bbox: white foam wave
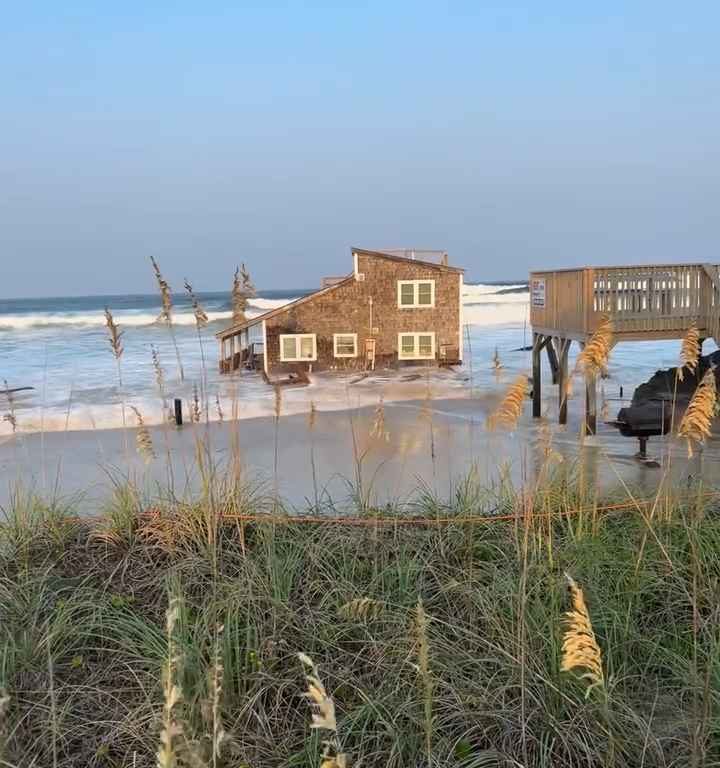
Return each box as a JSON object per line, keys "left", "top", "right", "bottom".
{"left": 464, "top": 301, "right": 529, "bottom": 327}
{"left": 0, "top": 286, "right": 529, "bottom": 332}
{"left": 0, "top": 299, "right": 299, "bottom": 331}
{"left": 248, "top": 297, "right": 298, "bottom": 310}
{"left": 463, "top": 282, "right": 527, "bottom": 297}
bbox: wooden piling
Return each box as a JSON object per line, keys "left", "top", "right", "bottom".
{"left": 557, "top": 338, "right": 570, "bottom": 425}
{"left": 545, "top": 338, "right": 560, "bottom": 384}
{"left": 532, "top": 333, "right": 542, "bottom": 418}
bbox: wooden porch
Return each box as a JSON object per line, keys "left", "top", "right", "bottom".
{"left": 529, "top": 263, "right": 720, "bottom": 433}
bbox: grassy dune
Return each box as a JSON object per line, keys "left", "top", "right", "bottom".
{"left": 1, "top": 468, "right": 719, "bottom": 768}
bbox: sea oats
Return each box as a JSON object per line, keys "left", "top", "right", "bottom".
{"left": 231, "top": 263, "right": 255, "bottom": 325}
{"left": 308, "top": 401, "right": 317, "bottom": 431}
{"left": 151, "top": 256, "right": 173, "bottom": 324}
{"left": 104, "top": 308, "right": 124, "bottom": 360}
{"left": 150, "top": 256, "right": 185, "bottom": 380}
{"left": 184, "top": 279, "right": 209, "bottom": 328}
{"left": 3, "top": 381, "right": 18, "bottom": 434}
{"left": 156, "top": 597, "right": 183, "bottom": 768}
{"left": 298, "top": 653, "right": 346, "bottom": 767}
{"left": 215, "top": 393, "right": 224, "bottom": 423}
{"left": 678, "top": 321, "right": 701, "bottom": 382}
{"left": 129, "top": 406, "right": 155, "bottom": 462}
{"left": 151, "top": 345, "right": 165, "bottom": 395}
{"left": 231, "top": 266, "right": 246, "bottom": 325}
{"left": 561, "top": 573, "right": 605, "bottom": 695}
{"left": 491, "top": 346, "right": 503, "bottom": 376}
{"left": 487, "top": 375, "right": 527, "bottom": 430}
{"left": 678, "top": 367, "right": 717, "bottom": 457}
{"left": 191, "top": 385, "right": 201, "bottom": 424}
{"left": 370, "top": 395, "right": 390, "bottom": 442}
{"left": 240, "top": 262, "right": 255, "bottom": 295}
{"left": 338, "top": 597, "right": 385, "bottom": 621}
{"left": 577, "top": 314, "right": 613, "bottom": 377}
{"left": 415, "top": 599, "right": 434, "bottom": 762}
{"left": 211, "top": 624, "right": 227, "bottom": 760}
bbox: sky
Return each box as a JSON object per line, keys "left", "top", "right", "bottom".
{"left": 1, "top": 1, "right": 719, "bottom": 298}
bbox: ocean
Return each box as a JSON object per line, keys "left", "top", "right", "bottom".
{"left": 0, "top": 282, "right": 694, "bottom": 438}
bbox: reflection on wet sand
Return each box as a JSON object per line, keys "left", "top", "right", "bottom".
{"left": 0, "top": 385, "right": 717, "bottom": 514}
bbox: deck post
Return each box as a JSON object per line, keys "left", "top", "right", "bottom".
{"left": 546, "top": 338, "right": 560, "bottom": 384}
{"left": 532, "top": 333, "right": 542, "bottom": 418}
{"left": 557, "top": 338, "right": 570, "bottom": 425}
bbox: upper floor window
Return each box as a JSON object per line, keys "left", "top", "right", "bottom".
{"left": 398, "top": 279, "right": 435, "bottom": 308}
{"left": 279, "top": 333, "right": 317, "bottom": 362}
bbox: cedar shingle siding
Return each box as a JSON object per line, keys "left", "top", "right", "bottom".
{"left": 263, "top": 250, "right": 462, "bottom": 375}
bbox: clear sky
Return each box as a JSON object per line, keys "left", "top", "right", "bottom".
{"left": 1, "top": 1, "right": 718, "bottom": 297}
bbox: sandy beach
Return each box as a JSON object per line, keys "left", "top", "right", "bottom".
{"left": 2, "top": 390, "right": 716, "bottom": 514}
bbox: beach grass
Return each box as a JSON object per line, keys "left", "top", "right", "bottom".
{"left": 1, "top": 464, "right": 719, "bottom": 767}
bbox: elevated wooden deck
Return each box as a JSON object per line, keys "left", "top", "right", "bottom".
{"left": 529, "top": 263, "right": 720, "bottom": 433}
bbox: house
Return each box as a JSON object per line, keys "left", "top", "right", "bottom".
{"left": 216, "top": 248, "right": 464, "bottom": 378}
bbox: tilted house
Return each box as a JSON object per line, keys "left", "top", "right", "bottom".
{"left": 216, "top": 248, "right": 464, "bottom": 378}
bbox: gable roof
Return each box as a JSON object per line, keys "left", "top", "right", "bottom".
{"left": 216, "top": 274, "right": 354, "bottom": 339}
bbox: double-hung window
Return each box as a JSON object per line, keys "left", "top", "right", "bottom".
{"left": 279, "top": 333, "right": 317, "bottom": 362}
{"left": 398, "top": 332, "right": 436, "bottom": 360}
{"left": 333, "top": 333, "right": 357, "bottom": 358}
{"left": 398, "top": 279, "right": 435, "bottom": 308}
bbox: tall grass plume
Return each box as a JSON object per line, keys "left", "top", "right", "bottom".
{"left": 414, "top": 599, "right": 434, "bottom": 763}
{"left": 129, "top": 405, "right": 156, "bottom": 463}
{"left": 678, "top": 367, "right": 717, "bottom": 457}
{"left": 577, "top": 314, "right": 613, "bottom": 377}
{"left": 298, "top": 653, "right": 346, "bottom": 768}
{"left": 561, "top": 573, "right": 605, "bottom": 695}
{"left": 678, "top": 321, "right": 701, "bottom": 382}
{"left": 2, "top": 380, "right": 17, "bottom": 434}
{"left": 487, "top": 375, "right": 527, "bottom": 430}
{"left": 157, "top": 597, "right": 183, "bottom": 768}
{"left": 150, "top": 256, "right": 184, "bottom": 381}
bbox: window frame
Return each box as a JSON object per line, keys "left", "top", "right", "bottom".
{"left": 278, "top": 333, "right": 317, "bottom": 362}
{"left": 397, "top": 332, "right": 436, "bottom": 360}
{"left": 333, "top": 333, "right": 358, "bottom": 358}
{"left": 397, "top": 279, "right": 436, "bottom": 308}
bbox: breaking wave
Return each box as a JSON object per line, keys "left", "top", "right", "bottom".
{"left": 0, "top": 298, "right": 296, "bottom": 331}
{"left": 0, "top": 284, "right": 530, "bottom": 332}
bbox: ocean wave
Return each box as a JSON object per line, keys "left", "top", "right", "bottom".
{"left": 0, "top": 298, "right": 298, "bottom": 331}
{"left": 463, "top": 282, "right": 528, "bottom": 297}
{"left": 463, "top": 301, "right": 529, "bottom": 327}
{"left": 0, "top": 285, "right": 529, "bottom": 332}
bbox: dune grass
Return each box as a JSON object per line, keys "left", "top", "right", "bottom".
{"left": 0, "top": 466, "right": 719, "bottom": 768}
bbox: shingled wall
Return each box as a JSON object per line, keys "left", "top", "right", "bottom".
{"left": 264, "top": 251, "right": 462, "bottom": 375}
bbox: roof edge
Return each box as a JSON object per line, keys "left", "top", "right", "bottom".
{"left": 351, "top": 247, "right": 464, "bottom": 273}
{"left": 216, "top": 274, "right": 354, "bottom": 339}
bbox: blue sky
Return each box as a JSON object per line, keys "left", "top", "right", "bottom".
{"left": 1, "top": 1, "right": 718, "bottom": 297}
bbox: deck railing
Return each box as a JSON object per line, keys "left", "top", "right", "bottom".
{"left": 530, "top": 264, "right": 720, "bottom": 342}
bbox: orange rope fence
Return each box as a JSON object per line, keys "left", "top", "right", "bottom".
{"left": 66, "top": 488, "right": 720, "bottom": 529}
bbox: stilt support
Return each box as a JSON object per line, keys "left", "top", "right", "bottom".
{"left": 557, "top": 338, "right": 571, "bottom": 425}
{"left": 532, "top": 333, "right": 542, "bottom": 418}
{"left": 546, "top": 339, "right": 560, "bottom": 384}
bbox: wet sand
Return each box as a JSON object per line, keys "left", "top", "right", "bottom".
{"left": 1, "top": 391, "right": 717, "bottom": 514}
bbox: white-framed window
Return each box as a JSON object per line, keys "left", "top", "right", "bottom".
{"left": 398, "top": 332, "right": 436, "bottom": 360}
{"left": 333, "top": 333, "right": 358, "bottom": 358}
{"left": 279, "top": 333, "right": 317, "bottom": 362}
{"left": 398, "top": 279, "right": 435, "bottom": 308}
